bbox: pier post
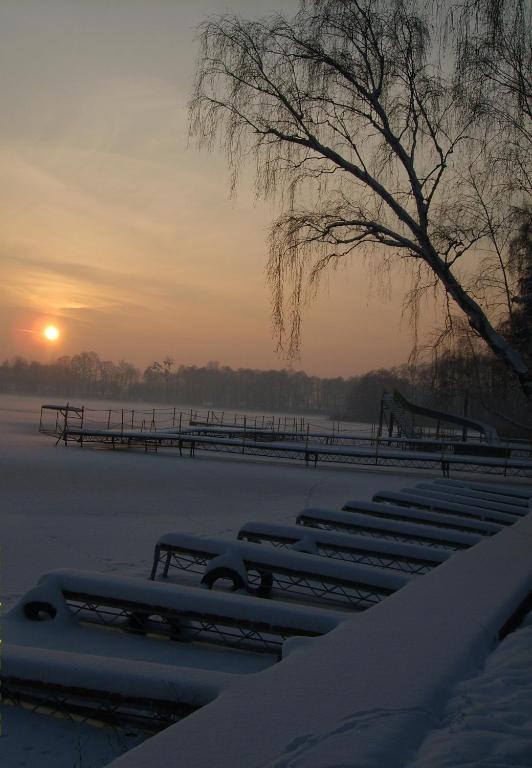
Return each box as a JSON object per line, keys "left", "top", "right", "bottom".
{"left": 63, "top": 402, "right": 69, "bottom": 447}
{"left": 80, "top": 406, "right": 84, "bottom": 448}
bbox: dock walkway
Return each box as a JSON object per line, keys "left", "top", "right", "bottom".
{"left": 39, "top": 403, "right": 532, "bottom": 478}
{"left": 59, "top": 425, "right": 532, "bottom": 477}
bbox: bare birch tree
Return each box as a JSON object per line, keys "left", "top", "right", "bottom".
{"left": 189, "top": 0, "right": 532, "bottom": 396}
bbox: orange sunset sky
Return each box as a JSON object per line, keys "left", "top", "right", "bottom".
{"left": 0, "top": 0, "right": 440, "bottom": 378}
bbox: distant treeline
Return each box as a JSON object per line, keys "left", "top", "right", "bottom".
{"left": 0, "top": 353, "right": 347, "bottom": 414}
{"left": 1, "top": 350, "right": 529, "bottom": 435}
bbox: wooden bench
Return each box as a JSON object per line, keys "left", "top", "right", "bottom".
{"left": 342, "top": 498, "right": 502, "bottom": 535}
{"left": 296, "top": 508, "right": 482, "bottom": 550}
{"left": 19, "top": 569, "right": 343, "bottom": 655}
{"left": 412, "top": 483, "right": 527, "bottom": 515}
{"left": 151, "top": 534, "right": 410, "bottom": 610}
{"left": 237, "top": 521, "right": 451, "bottom": 574}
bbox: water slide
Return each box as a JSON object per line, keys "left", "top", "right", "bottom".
{"left": 381, "top": 389, "right": 499, "bottom": 444}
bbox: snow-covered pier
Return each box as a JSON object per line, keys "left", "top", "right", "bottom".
{"left": 39, "top": 403, "right": 532, "bottom": 478}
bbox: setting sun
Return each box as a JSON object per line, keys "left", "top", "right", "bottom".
{"left": 43, "top": 325, "right": 60, "bottom": 342}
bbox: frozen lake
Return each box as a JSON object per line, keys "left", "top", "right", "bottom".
{"left": 1, "top": 394, "right": 411, "bottom": 608}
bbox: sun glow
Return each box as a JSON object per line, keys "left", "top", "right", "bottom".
{"left": 43, "top": 325, "right": 60, "bottom": 342}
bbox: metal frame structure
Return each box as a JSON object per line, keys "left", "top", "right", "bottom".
{"left": 432, "top": 478, "right": 532, "bottom": 500}
{"left": 59, "top": 590, "right": 320, "bottom": 655}
{"left": 151, "top": 542, "right": 400, "bottom": 610}
{"left": 384, "top": 487, "right": 526, "bottom": 519}
{"left": 1, "top": 676, "right": 193, "bottom": 732}
{"left": 38, "top": 403, "right": 532, "bottom": 477}
{"left": 12, "top": 451, "right": 530, "bottom": 740}
{"left": 49, "top": 425, "right": 532, "bottom": 478}
{"left": 296, "top": 511, "right": 476, "bottom": 550}
{"left": 341, "top": 502, "right": 501, "bottom": 536}
{"left": 236, "top": 524, "right": 444, "bottom": 575}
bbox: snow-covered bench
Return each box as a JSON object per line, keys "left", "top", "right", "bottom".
{"left": 17, "top": 569, "right": 342, "bottom": 655}
{"left": 237, "top": 521, "right": 451, "bottom": 574}
{"left": 371, "top": 490, "right": 519, "bottom": 526}
{"left": 2, "top": 644, "right": 232, "bottom": 731}
{"left": 151, "top": 533, "right": 410, "bottom": 609}
{"left": 342, "top": 498, "right": 502, "bottom": 535}
{"left": 296, "top": 508, "right": 482, "bottom": 549}
{"left": 432, "top": 478, "right": 532, "bottom": 501}
{"left": 418, "top": 481, "right": 530, "bottom": 511}
{"left": 412, "top": 483, "right": 527, "bottom": 515}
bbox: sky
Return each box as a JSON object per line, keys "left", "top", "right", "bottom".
{"left": 0, "top": 0, "right": 432, "bottom": 378}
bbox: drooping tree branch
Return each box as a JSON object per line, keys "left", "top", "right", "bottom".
{"left": 190, "top": 0, "right": 532, "bottom": 397}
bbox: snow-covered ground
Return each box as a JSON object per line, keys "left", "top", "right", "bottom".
{"left": 1, "top": 394, "right": 412, "bottom": 609}
{"left": 2, "top": 394, "right": 531, "bottom": 768}
{"left": 409, "top": 611, "right": 532, "bottom": 767}
{"left": 0, "top": 394, "right": 412, "bottom": 767}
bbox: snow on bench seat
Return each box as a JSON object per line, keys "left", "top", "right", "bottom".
{"left": 152, "top": 533, "right": 411, "bottom": 609}
{"left": 237, "top": 521, "right": 451, "bottom": 574}
{"left": 372, "top": 490, "right": 519, "bottom": 527}
{"left": 343, "top": 498, "right": 502, "bottom": 535}
{"left": 2, "top": 644, "right": 232, "bottom": 731}
{"left": 432, "top": 478, "right": 532, "bottom": 500}
{"left": 394, "top": 483, "right": 524, "bottom": 525}
{"left": 297, "top": 508, "right": 482, "bottom": 549}
{"left": 17, "top": 569, "right": 343, "bottom": 654}
{"left": 413, "top": 482, "right": 528, "bottom": 514}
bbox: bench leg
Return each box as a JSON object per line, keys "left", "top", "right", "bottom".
{"left": 150, "top": 545, "right": 161, "bottom": 580}
{"left": 162, "top": 550, "right": 172, "bottom": 578}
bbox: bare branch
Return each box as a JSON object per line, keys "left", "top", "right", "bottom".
{"left": 190, "top": 0, "right": 532, "bottom": 397}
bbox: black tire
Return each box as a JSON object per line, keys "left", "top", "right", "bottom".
{"left": 128, "top": 610, "right": 151, "bottom": 634}
{"left": 23, "top": 601, "right": 57, "bottom": 621}
{"left": 247, "top": 570, "right": 274, "bottom": 597}
{"left": 167, "top": 617, "right": 182, "bottom": 640}
{"left": 201, "top": 567, "right": 246, "bottom": 592}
